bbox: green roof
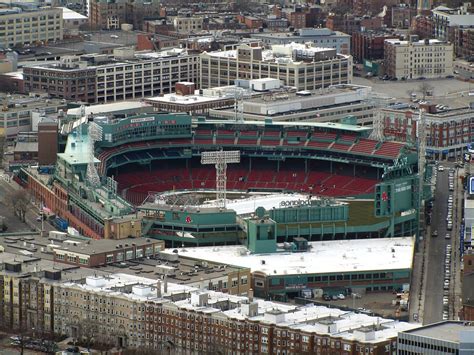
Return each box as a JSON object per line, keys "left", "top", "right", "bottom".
{"left": 57, "top": 132, "right": 100, "bottom": 166}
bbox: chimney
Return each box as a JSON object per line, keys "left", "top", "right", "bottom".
{"left": 248, "top": 288, "right": 254, "bottom": 302}
{"left": 157, "top": 280, "right": 162, "bottom": 298}
{"left": 164, "top": 274, "right": 168, "bottom": 294}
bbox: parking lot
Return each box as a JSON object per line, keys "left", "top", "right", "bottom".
{"left": 307, "top": 291, "right": 409, "bottom": 319}
{"left": 353, "top": 77, "right": 473, "bottom": 107}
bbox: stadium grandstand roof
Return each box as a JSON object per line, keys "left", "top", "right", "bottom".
{"left": 199, "top": 118, "right": 373, "bottom": 133}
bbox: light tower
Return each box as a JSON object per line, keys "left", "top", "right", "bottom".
{"left": 370, "top": 109, "right": 385, "bottom": 141}
{"left": 201, "top": 150, "right": 240, "bottom": 208}
{"left": 86, "top": 122, "right": 103, "bottom": 187}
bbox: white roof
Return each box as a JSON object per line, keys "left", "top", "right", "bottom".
{"left": 385, "top": 38, "right": 447, "bottom": 46}
{"left": 60, "top": 7, "right": 87, "bottom": 20}
{"left": 56, "top": 271, "right": 420, "bottom": 342}
{"left": 165, "top": 237, "right": 415, "bottom": 276}
{"left": 146, "top": 92, "right": 227, "bottom": 105}
{"left": 67, "top": 101, "right": 151, "bottom": 117}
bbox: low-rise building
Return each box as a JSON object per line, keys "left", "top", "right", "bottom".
{"left": 380, "top": 104, "right": 472, "bottom": 160}
{"left": 236, "top": 15, "right": 263, "bottom": 30}
{"left": 145, "top": 83, "right": 236, "bottom": 115}
{"left": 0, "top": 249, "right": 419, "bottom": 353}
{"left": 60, "top": 7, "right": 87, "bottom": 36}
{"left": 397, "top": 321, "right": 474, "bottom": 354}
{"left": 200, "top": 43, "right": 352, "bottom": 91}
{"left": 432, "top": 4, "right": 474, "bottom": 42}
{"left": 410, "top": 15, "right": 434, "bottom": 39}
{"left": 263, "top": 15, "right": 288, "bottom": 30}
{"left": 52, "top": 237, "right": 164, "bottom": 267}
{"left": 391, "top": 5, "right": 417, "bottom": 29}
{"left": 252, "top": 28, "right": 350, "bottom": 55}
{"left": 454, "top": 27, "right": 474, "bottom": 59}
{"left": 209, "top": 83, "right": 377, "bottom": 125}
{"left": 23, "top": 47, "right": 200, "bottom": 103}
{"left": 352, "top": 31, "right": 398, "bottom": 63}
{"left": 163, "top": 237, "right": 415, "bottom": 300}
{"left": 173, "top": 15, "right": 204, "bottom": 33}
{"left": 0, "top": 6, "right": 63, "bottom": 48}
{"left": 0, "top": 94, "right": 65, "bottom": 139}
{"left": 90, "top": 0, "right": 161, "bottom": 30}
{"left": 51, "top": 272, "right": 418, "bottom": 352}
{"left": 384, "top": 38, "right": 453, "bottom": 80}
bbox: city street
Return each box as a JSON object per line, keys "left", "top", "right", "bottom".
{"left": 422, "top": 163, "right": 463, "bottom": 324}
{"left": 0, "top": 172, "right": 55, "bottom": 234}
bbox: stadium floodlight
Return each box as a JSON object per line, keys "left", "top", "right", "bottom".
{"left": 201, "top": 150, "right": 241, "bottom": 208}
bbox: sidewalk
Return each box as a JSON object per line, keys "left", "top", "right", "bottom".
{"left": 409, "top": 234, "right": 427, "bottom": 323}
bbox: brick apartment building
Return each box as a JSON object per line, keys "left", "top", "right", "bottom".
{"left": 89, "top": 0, "right": 161, "bottom": 30}
{"left": 0, "top": 258, "right": 417, "bottom": 354}
{"left": 381, "top": 104, "right": 472, "bottom": 160}
{"left": 352, "top": 31, "right": 398, "bottom": 63}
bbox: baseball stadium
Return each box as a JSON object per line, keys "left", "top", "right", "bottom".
{"left": 19, "top": 112, "right": 424, "bottom": 250}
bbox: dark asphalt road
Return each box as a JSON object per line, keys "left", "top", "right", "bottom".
{"left": 423, "top": 166, "right": 456, "bottom": 324}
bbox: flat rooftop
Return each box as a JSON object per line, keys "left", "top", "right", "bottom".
{"left": 146, "top": 92, "right": 230, "bottom": 105}
{"left": 385, "top": 39, "right": 447, "bottom": 46}
{"left": 163, "top": 237, "right": 415, "bottom": 276}
{"left": 402, "top": 321, "right": 474, "bottom": 343}
{"left": 207, "top": 43, "right": 347, "bottom": 63}
{"left": 67, "top": 101, "right": 152, "bottom": 117}
{"left": 59, "top": 272, "right": 419, "bottom": 343}
{"left": 51, "top": 236, "right": 160, "bottom": 255}
{"left": 244, "top": 84, "right": 371, "bottom": 105}
{"left": 253, "top": 30, "right": 349, "bottom": 39}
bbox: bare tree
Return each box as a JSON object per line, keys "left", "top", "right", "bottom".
{"left": 79, "top": 317, "right": 98, "bottom": 351}
{"left": 9, "top": 329, "right": 33, "bottom": 355}
{"left": 418, "top": 82, "right": 434, "bottom": 100}
{"left": 7, "top": 189, "right": 31, "bottom": 222}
